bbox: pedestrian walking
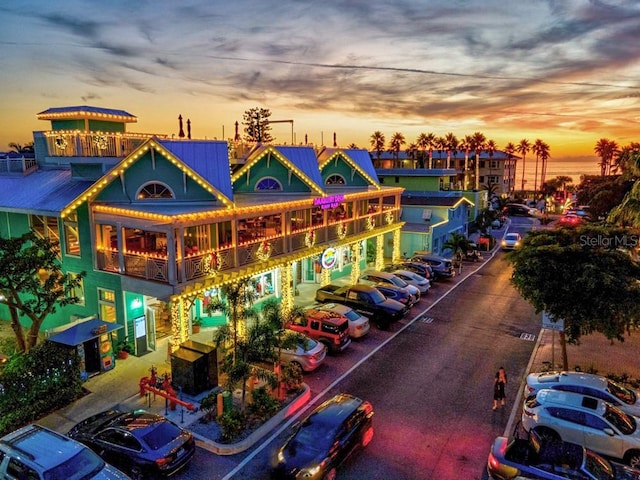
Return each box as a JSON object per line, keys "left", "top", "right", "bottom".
{"left": 493, "top": 366, "right": 507, "bottom": 410}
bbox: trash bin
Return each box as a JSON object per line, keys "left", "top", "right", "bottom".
{"left": 222, "top": 391, "right": 232, "bottom": 412}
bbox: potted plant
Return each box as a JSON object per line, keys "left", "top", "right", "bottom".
{"left": 117, "top": 338, "right": 133, "bottom": 359}
{"left": 192, "top": 317, "right": 203, "bottom": 334}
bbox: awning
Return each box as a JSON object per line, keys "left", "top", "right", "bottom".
{"left": 48, "top": 318, "right": 123, "bottom": 347}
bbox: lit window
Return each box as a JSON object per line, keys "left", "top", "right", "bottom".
{"left": 326, "top": 174, "right": 345, "bottom": 185}
{"left": 255, "top": 177, "right": 282, "bottom": 191}
{"left": 137, "top": 182, "right": 174, "bottom": 199}
{"left": 64, "top": 213, "right": 80, "bottom": 256}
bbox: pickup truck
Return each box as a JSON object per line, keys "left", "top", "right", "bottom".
{"left": 314, "top": 284, "right": 406, "bottom": 329}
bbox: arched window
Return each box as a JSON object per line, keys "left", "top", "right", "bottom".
{"left": 255, "top": 177, "right": 282, "bottom": 191}
{"left": 325, "top": 174, "right": 346, "bottom": 185}
{"left": 137, "top": 182, "right": 174, "bottom": 199}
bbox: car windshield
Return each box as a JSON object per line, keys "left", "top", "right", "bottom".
{"left": 142, "top": 421, "right": 182, "bottom": 450}
{"left": 584, "top": 449, "right": 615, "bottom": 480}
{"left": 506, "top": 234, "right": 519, "bottom": 241}
{"left": 389, "top": 276, "right": 408, "bottom": 287}
{"left": 603, "top": 404, "right": 636, "bottom": 435}
{"left": 292, "top": 419, "right": 338, "bottom": 453}
{"left": 369, "top": 289, "right": 386, "bottom": 304}
{"left": 343, "top": 310, "right": 361, "bottom": 321}
{"left": 44, "top": 448, "right": 106, "bottom": 480}
{"left": 607, "top": 380, "right": 637, "bottom": 405}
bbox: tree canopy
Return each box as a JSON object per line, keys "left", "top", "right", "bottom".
{"left": 242, "top": 107, "right": 274, "bottom": 143}
{"left": 508, "top": 224, "right": 640, "bottom": 345}
{"left": 0, "top": 232, "right": 86, "bottom": 353}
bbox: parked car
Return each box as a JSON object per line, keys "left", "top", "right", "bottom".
{"left": 501, "top": 232, "right": 522, "bottom": 251}
{"left": 0, "top": 423, "right": 128, "bottom": 480}
{"left": 287, "top": 308, "right": 351, "bottom": 354}
{"left": 383, "top": 261, "right": 433, "bottom": 281}
{"left": 271, "top": 393, "right": 374, "bottom": 479}
{"left": 557, "top": 214, "right": 585, "bottom": 227}
{"left": 358, "top": 270, "right": 421, "bottom": 300}
{"left": 388, "top": 269, "right": 430, "bottom": 294}
{"left": 372, "top": 283, "right": 418, "bottom": 308}
{"left": 487, "top": 428, "right": 640, "bottom": 480}
{"left": 504, "top": 203, "right": 537, "bottom": 216}
{"left": 314, "top": 303, "right": 371, "bottom": 339}
{"left": 525, "top": 371, "right": 640, "bottom": 417}
{"left": 410, "top": 254, "right": 456, "bottom": 279}
{"left": 279, "top": 331, "right": 327, "bottom": 372}
{"left": 521, "top": 389, "right": 640, "bottom": 466}
{"left": 68, "top": 409, "right": 196, "bottom": 479}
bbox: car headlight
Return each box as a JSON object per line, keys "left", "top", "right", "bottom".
{"left": 300, "top": 464, "right": 321, "bottom": 478}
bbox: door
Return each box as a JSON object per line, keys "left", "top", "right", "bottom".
{"left": 133, "top": 316, "right": 148, "bottom": 355}
{"left": 145, "top": 307, "right": 156, "bottom": 352}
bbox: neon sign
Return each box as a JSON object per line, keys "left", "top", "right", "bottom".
{"left": 313, "top": 195, "right": 345, "bottom": 210}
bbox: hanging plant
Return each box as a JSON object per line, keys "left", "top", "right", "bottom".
{"left": 336, "top": 222, "right": 347, "bottom": 239}
{"left": 304, "top": 230, "right": 316, "bottom": 248}
{"left": 256, "top": 240, "right": 272, "bottom": 261}
{"left": 54, "top": 135, "right": 68, "bottom": 150}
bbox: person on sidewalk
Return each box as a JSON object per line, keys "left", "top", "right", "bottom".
{"left": 493, "top": 366, "right": 508, "bottom": 410}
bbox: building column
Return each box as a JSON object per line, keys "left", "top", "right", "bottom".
{"left": 393, "top": 229, "right": 402, "bottom": 262}
{"left": 170, "top": 297, "right": 188, "bottom": 351}
{"left": 350, "top": 242, "right": 362, "bottom": 285}
{"left": 280, "top": 262, "right": 294, "bottom": 316}
{"left": 375, "top": 234, "right": 384, "bottom": 270}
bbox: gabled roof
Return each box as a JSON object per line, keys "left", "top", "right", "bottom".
{"left": 0, "top": 170, "right": 92, "bottom": 215}
{"left": 37, "top": 106, "right": 137, "bottom": 122}
{"left": 158, "top": 139, "right": 233, "bottom": 200}
{"left": 401, "top": 195, "right": 474, "bottom": 208}
{"left": 60, "top": 138, "right": 234, "bottom": 218}
{"left": 318, "top": 148, "right": 380, "bottom": 189}
{"left": 231, "top": 145, "right": 325, "bottom": 195}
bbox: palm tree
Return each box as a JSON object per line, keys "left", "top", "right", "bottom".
{"left": 485, "top": 139, "right": 497, "bottom": 191}
{"left": 416, "top": 132, "right": 433, "bottom": 168}
{"left": 434, "top": 136, "right": 446, "bottom": 168}
{"left": 442, "top": 233, "right": 471, "bottom": 274}
{"left": 406, "top": 143, "right": 418, "bottom": 168}
{"left": 347, "top": 143, "right": 358, "bottom": 149}
{"left": 461, "top": 135, "right": 473, "bottom": 189}
{"left": 470, "top": 132, "right": 486, "bottom": 190}
{"left": 444, "top": 132, "right": 458, "bottom": 169}
{"left": 504, "top": 142, "right": 516, "bottom": 195}
{"left": 614, "top": 142, "right": 640, "bottom": 176}
{"left": 370, "top": 131, "right": 386, "bottom": 167}
{"left": 532, "top": 139, "right": 545, "bottom": 193}
{"left": 8, "top": 142, "right": 34, "bottom": 153}
{"left": 538, "top": 142, "right": 550, "bottom": 191}
{"left": 516, "top": 139, "right": 531, "bottom": 192}
{"left": 594, "top": 138, "right": 619, "bottom": 177}
{"left": 388, "top": 132, "right": 406, "bottom": 167}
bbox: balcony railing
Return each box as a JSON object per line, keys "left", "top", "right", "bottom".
{"left": 95, "top": 209, "right": 400, "bottom": 284}
{"left": 43, "top": 131, "right": 168, "bottom": 158}
{"left": 0, "top": 156, "right": 38, "bottom": 175}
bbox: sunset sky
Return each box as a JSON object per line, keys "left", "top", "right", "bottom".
{"left": 1, "top": 0, "right": 638, "bottom": 176}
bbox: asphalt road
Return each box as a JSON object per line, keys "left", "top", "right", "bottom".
{"left": 176, "top": 217, "right": 543, "bottom": 479}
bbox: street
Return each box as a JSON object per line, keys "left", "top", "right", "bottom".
{"left": 173, "top": 218, "right": 543, "bottom": 479}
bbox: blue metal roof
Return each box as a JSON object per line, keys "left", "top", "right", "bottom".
{"left": 48, "top": 317, "right": 123, "bottom": 346}
{"left": 37, "top": 105, "right": 136, "bottom": 120}
{"left": 273, "top": 146, "right": 324, "bottom": 191}
{"left": 343, "top": 149, "right": 380, "bottom": 185}
{"left": 158, "top": 140, "right": 234, "bottom": 201}
{"left": 0, "top": 170, "right": 93, "bottom": 215}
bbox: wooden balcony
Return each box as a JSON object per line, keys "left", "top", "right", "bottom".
{"left": 42, "top": 131, "right": 168, "bottom": 158}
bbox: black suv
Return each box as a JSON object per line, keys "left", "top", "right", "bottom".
{"left": 383, "top": 261, "right": 433, "bottom": 282}
{"left": 271, "top": 393, "right": 374, "bottom": 479}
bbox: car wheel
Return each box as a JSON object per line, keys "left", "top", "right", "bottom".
{"left": 129, "top": 466, "right": 145, "bottom": 480}
{"left": 625, "top": 450, "right": 640, "bottom": 468}
{"left": 324, "top": 467, "right": 337, "bottom": 480}
{"left": 361, "top": 426, "right": 374, "bottom": 447}
{"left": 290, "top": 362, "right": 304, "bottom": 374}
{"left": 532, "top": 426, "right": 559, "bottom": 443}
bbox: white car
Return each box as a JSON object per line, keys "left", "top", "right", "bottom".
{"left": 280, "top": 332, "right": 327, "bottom": 372}
{"left": 389, "top": 269, "right": 430, "bottom": 294}
{"left": 501, "top": 232, "right": 522, "bottom": 250}
{"left": 525, "top": 371, "right": 640, "bottom": 416}
{"left": 522, "top": 389, "right": 640, "bottom": 467}
{"left": 315, "top": 303, "right": 371, "bottom": 339}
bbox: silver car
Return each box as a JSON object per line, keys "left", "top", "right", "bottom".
{"left": 315, "top": 303, "right": 371, "bottom": 339}
{"left": 280, "top": 332, "right": 327, "bottom": 372}
{"left": 390, "top": 269, "right": 430, "bottom": 294}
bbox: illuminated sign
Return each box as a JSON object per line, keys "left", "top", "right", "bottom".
{"left": 321, "top": 247, "right": 337, "bottom": 269}
{"left": 313, "top": 195, "right": 345, "bottom": 210}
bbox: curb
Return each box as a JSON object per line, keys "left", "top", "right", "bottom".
{"left": 192, "top": 383, "right": 312, "bottom": 455}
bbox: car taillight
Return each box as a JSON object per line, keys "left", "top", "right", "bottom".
{"left": 487, "top": 451, "right": 501, "bottom": 470}
{"left": 156, "top": 456, "right": 172, "bottom": 468}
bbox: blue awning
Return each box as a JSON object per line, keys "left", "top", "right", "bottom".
{"left": 48, "top": 318, "right": 123, "bottom": 347}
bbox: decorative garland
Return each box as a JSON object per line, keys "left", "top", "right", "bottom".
{"left": 54, "top": 135, "right": 68, "bottom": 150}
{"left": 336, "top": 222, "right": 347, "bottom": 239}
{"left": 204, "top": 251, "right": 221, "bottom": 275}
{"left": 366, "top": 216, "right": 376, "bottom": 231}
{"left": 385, "top": 211, "right": 394, "bottom": 225}
{"left": 256, "top": 240, "right": 272, "bottom": 261}
{"left": 304, "top": 230, "right": 316, "bottom": 248}
{"left": 93, "top": 134, "right": 108, "bottom": 150}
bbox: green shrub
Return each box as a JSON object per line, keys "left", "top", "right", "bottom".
{"left": 281, "top": 363, "right": 303, "bottom": 392}
{"left": 217, "top": 408, "right": 246, "bottom": 443}
{"left": 247, "top": 386, "right": 280, "bottom": 422}
{"left": 199, "top": 391, "right": 219, "bottom": 422}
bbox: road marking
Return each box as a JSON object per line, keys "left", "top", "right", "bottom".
{"left": 520, "top": 333, "right": 536, "bottom": 341}
{"left": 420, "top": 316, "right": 434, "bottom": 323}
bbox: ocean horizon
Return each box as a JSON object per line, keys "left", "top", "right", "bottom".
{"left": 518, "top": 156, "right": 601, "bottom": 189}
